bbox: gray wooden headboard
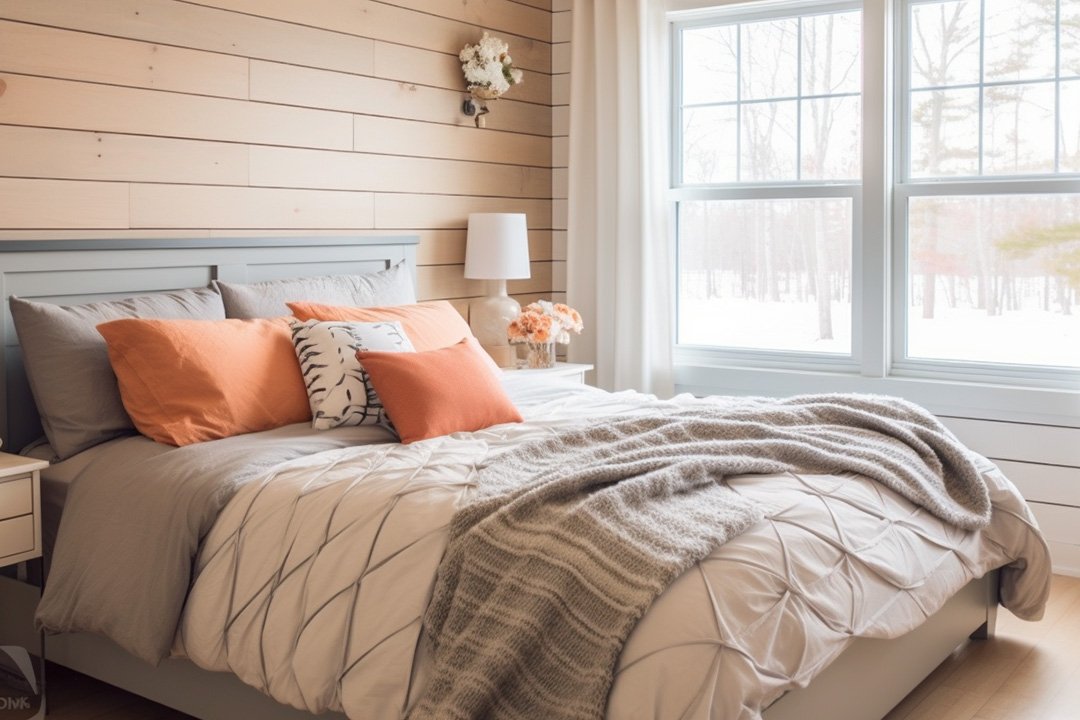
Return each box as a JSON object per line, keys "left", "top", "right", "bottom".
{"left": 0, "top": 236, "right": 420, "bottom": 452}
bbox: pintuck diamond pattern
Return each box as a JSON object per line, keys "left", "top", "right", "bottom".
{"left": 174, "top": 388, "right": 1051, "bottom": 720}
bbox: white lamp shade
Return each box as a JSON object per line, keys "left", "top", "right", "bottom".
{"left": 464, "top": 213, "right": 531, "bottom": 280}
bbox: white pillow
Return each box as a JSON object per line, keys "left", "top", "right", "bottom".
{"left": 290, "top": 319, "right": 415, "bottom": 430}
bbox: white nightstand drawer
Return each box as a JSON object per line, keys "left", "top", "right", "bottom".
{"left": 0, "top": 514, "right": 35, "bottom": 560}
{"left": 0, "top": 475, "right": 33, "bottom": 521}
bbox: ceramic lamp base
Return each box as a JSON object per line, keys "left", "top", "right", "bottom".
{"left": 481, "top": 343, "right": 517, "bottom": 368}
{"left": 469, "top": 286, "right": 520, "bottom": 369}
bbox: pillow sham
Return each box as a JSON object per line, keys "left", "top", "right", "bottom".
{"left": 290, "top": 319, "right": 415, "bottom": 430}
{"left": 215, "top": 260, "right": 415, "bottom": 319}
{"left": 97, "top": 317, "right": 310, "bottom": 446}
{"left": 9, "top": 289, "right": 226, "bottom": 460}
{"left": 287, "top": 300, "right": 474, "bottom": 353}
{"left": 357, "top": 337, "right": 522, "bottom": 444}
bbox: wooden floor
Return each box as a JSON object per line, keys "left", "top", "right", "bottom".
{"left": 36, "top": 663, "right": 191, "bottom": 719}
{"left": 884, "top": 574, "right": 1080, "bottom": 720}
{"left": 16, "top": 575, "right": 1080, "bottom": 719}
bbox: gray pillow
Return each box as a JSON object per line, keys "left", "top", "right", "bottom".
{"left": 9, "top": 288, "right": 225, "bottom": 460}
{"left": 215, "top": 260, "right": 416, "bottom": 319}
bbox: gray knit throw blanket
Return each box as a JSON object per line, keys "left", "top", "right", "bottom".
{"left": 409, "top": 393, "right": 991, "bottom": 720}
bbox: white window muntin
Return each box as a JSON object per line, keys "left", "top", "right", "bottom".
{"left": 892, "top": 0, "right": 1080, "bottom": 384}
{"left": 897, "top": 0, "right": 1080, "bottom": 183}
{"left": 672, "top": 0, "right": 863, "bottom": 189}
{"left": 671, "top": 1, "right": 865, "bottom": 368}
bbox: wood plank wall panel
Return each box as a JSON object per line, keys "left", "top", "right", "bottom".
{"left": 934, "top": 417, "right": 1080, "bottom": 577}
{"left": 551, "top": 1, "right": 571, "bottom": 304}
{"left": 179, "top": 0, "right": 552, "bottom": 72}
{"left": 0, "top": 0, "right": 554, "bottom": 306}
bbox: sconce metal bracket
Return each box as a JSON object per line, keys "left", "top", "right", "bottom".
{"left": 462, "top": 96, "right": 491, "bottom": 128}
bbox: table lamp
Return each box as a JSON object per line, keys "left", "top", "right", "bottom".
{"left": 465, "top": 213, "right": 531, "bottom": 367}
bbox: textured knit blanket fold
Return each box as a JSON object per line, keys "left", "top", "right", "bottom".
{"left": 409, "top": 393, "right": 992, "bottom": 720}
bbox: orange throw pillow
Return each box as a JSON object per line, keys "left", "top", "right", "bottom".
{"left": 357, "top": 337, "right": 522, "bottom": 444}
{"left": 97, "top": 317, "right": 311, "bottom": 446}
{"left": 287, "top": 300, "right": 473, "bottom": 353}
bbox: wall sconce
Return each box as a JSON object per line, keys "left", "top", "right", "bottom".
{"left": 459, "top": 32, "right": 523, "bottom": 129}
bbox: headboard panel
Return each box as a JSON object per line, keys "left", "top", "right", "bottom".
{"left": 0, "top": 236, "right": 419, "bottom": 452}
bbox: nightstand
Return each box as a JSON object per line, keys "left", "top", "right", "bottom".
{"left": 0, "top": 453, "right": 47, "bottom": 567}
{"left": 0, "top": 451, "right": 48, "bottom": 716}
{"left": 503, "top": 362, "right": 594, "bottom": 385}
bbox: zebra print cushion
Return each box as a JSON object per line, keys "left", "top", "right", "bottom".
{"left": 290, "top": 319, "right": 415, "bottom": 430}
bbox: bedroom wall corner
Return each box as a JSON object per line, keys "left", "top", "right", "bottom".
{"left": 0, "top": 0, "right": 557, "bottom": 315}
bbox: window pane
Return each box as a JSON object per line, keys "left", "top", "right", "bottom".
{"left": 801, "top": 11, "right": 862, "bottom": 96}
{"left": 907, "top": 0, "right": 1077, "bottom": 180}
{"left": 683, "top": 106, "right": 739, "bottom": 184}
{"left": 907, "top": 194, "right": 1080, "bottom": 368}
{"left": 983, "top": 83, "right": 1056, "bottom": 174}
{"left": 683, "top": 25, "right": 739, "bottom": 105}
{"left": 678, "top": 198, "right": 853, "bottom": 354}
{"left": 741, "top": 100, "right": 798, "bottom": 181}
{"left": 801, "top": 96, "right": 861, "bottom": 180}
{"left": 741, "top": 18, "right": 799, "bottom": 100}
{"left": 910, "top": 88, "right": 980, "bottom": 177}
{"left": 983, "top": 0, "right": 1056, "bottom": 83}
{"left": 909, "top": 0, "right": 980, "bottom": 89}
{"left": 1065, "top": 0, "right": 1080, "bottom": 78}
{"left": 1062, "top": 80, "right": 1080, "bottom": 173}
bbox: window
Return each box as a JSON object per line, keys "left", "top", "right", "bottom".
{"left": 674, "top": 4, "right": 863, "bottom": 358}
{"left": 672, "top": 0, "right": 1080, "bottom": 384}
{"left": 898, "top": 0, "right": 1080, "bottom": 371}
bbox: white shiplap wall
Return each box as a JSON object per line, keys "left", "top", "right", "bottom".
{"left": 940, "top": 417, "right": 1080, "bottom": 576}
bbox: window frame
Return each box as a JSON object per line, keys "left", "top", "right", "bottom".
{"left": 891, "top": 0, "right": 1080, "bottom": 387}
{"left": 665, "top": 0, "right": 1080, "bottom": 426}
{"left": 670, "top": 0, "right": 866, "bottom": 371}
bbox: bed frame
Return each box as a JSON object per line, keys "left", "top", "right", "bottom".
{"left": 0, "top": 237, "right": 998, "bottom": 720}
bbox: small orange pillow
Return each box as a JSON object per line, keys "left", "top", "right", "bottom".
{"left": 287, "top": 300, "right": 472, "bottom": 353}
{"left": 97, "top": 317, "right": 311, "bottom": 446}
{"left": 357, "top": 337, "right": 522, "bottom": 444}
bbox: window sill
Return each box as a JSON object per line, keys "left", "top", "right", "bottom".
{"left": 674, "top": 356, "right": 1080, "bottom": 428}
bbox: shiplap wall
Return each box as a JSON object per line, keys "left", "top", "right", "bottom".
{"left": 551, "top": 1, "right": 570, "bottom": 302}
{"left": 0, "top": 0, "right": 554, "bottom": 315}
{"left": 940, "top": 417, "right": 1080, "bottom": 577}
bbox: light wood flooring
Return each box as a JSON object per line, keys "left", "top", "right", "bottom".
{"left": 20, "top": 575, "right": 1080, "bottom": 719}
{"left": 884, "top": 573, "right": 1080, "bottom": 720}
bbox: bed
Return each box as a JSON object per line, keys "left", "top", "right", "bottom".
{"left": 0, "top": 237, "right": 1053, "bottom": 720}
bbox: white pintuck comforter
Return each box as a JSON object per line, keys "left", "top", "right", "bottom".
{"left": 171, "top": 382, "right": 1051, "bottom": 720}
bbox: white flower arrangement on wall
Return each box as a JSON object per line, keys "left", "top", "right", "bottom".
{"left": 459, "top": 32, "right": 524, "bottom": 127}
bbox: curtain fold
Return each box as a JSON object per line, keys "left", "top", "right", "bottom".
{"left": 566, "top": 0, "right": 674, "bottom": 396}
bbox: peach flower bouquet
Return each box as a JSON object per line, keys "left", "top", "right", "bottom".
{"left": 507, "top": 300, "right": 583, "bottom": 368}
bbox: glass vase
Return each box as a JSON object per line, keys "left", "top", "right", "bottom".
{"left": 526, "top": 340, "right": 556, "bottom": 369}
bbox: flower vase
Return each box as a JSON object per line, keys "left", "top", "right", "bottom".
{"left": 526, "top": 340, "right": 556, "bottom": 369}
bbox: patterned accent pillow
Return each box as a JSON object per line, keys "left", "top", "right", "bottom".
{"left": 290, "top": 320, "right": 415, "bottom": 430}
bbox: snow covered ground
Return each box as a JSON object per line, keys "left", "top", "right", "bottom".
{"left": 679, "top": 297, "right": 1080, "bottom": 368}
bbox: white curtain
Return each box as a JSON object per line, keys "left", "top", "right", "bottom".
{"left": 566, "top": 0, "right": 674, "bottom": 396}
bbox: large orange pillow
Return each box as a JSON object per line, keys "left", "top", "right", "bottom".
{"left": 287, "top": 300, "right": 472, "bottom": 352}
{"left": 357, "top": 337, "right": 522, "bottom": 444}
{"left": 97, "top": 317, "right": 311, "bottom": 446}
